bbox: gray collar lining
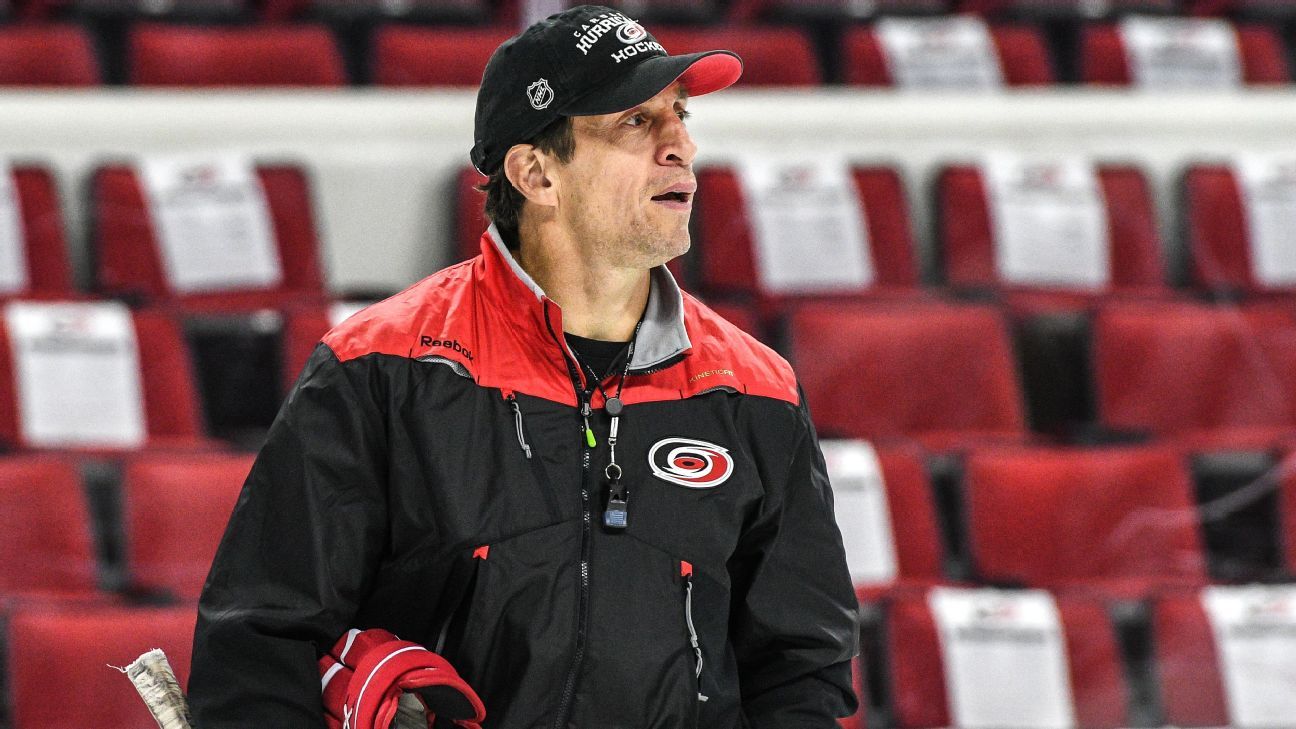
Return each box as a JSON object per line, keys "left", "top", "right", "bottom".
{"left": 486, "top": 225, "right": 691, "bottom": 372}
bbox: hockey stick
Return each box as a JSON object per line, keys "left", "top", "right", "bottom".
{"left": 118, "top": 649, "right": 194, "bottom": 729}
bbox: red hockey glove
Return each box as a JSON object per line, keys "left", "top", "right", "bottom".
{"left": 318, "top": 628, "right": 486, "bottom": 729}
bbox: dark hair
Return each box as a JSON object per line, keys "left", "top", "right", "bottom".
{"left": 478, "top": 116, "right": 577, "bottom": 250}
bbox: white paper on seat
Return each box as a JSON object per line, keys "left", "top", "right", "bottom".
{"left": 1119, "top": 17, "right": 1242, "bottom": 89}
{"left": 140, "top": 154, "right": 282, "bottom": 295}
{"left": 1202, "top": 584, "right": 1296, "bottom": 727}
{"left": 929, "top": 586, "right": 1077, "bottom": 729}
{"left": 329, "top": 301, "right": 368, "bottom": 327}
{"left": 5, "top": 301, "right": 146, "bottom": 448}
{"left": 983, "top": 153, "right": 1110, "bottom": 288}
{"left": 1233, "top": 155, "right": 1296, "bottom": 287}
{"left": 876, "top": 16, "right": 1003, "bottom": 90}
{"left": 820, "top": 439, "right": 897, "bottom": 585}
{"left": 0, "top": 165, "right": 29, "bottom": 295}
{"left": 736, "top": 158, "right": 874, "bottom": 294}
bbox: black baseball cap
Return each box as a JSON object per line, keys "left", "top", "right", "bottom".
{"left": 470, "top": 5, "right": 743, "bottom": 175}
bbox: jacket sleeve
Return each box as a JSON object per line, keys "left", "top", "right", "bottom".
{"left": 730, "top": 383, "right": 860, "bottom": 729}
{"left": 188, "top": 344, "right": 389, "bottom": 728}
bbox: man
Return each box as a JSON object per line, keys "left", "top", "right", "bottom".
{"left": 189, "top": 5, "right": 859, "bottom": 728}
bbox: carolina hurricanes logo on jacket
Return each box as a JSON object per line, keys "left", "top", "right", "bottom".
{"left": 648, "top": 437, "right": 733, "bottom": 488}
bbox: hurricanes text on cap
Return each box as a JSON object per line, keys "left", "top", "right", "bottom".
{"left": 470, "top": 4, "right": 743, "bottom": 176}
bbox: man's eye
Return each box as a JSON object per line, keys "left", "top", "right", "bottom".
{"left": 677, "top": 109, "right": 692, "bottom": 122}
{"left": 626, "top": 114, "right": 647, "bottom": 127}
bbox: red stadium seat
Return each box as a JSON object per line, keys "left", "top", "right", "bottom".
{"left": 845, "top": 443, "right": 945, "bottom": 601}
{"left": 1182, "top": 162, "right": 1296, "bottom": 297}
{"left": 842, "top": 23, "right": 1054, "bottom": 87}
{"left": 964, "top": 446, "right": 1207, "bottom": 595}
{"left": 122, "top": 452, "right": 251, "bottom": 600}
{"left": 694, "top": 165, "right": 921, "bottom": 309}
{"left": 729, "top": 0, "right": 948, "bottom": 21}
{"left": 958, "top": 0, "right": 1175, "bottom": 16}
{"left": 1, "top": 165, "right": 76, "bottom": 299}
{"left": 1081, "top": 22, "right": 1289, "bottom": 86}
{"left": 0, "top": 25, "right": 99, "bottom": 87}
{"left": 280, "top": 300, "right": 371, "bottom": 391}
{"left": 887, "top": 589, "right": 1127, "bottom": 729}
{"left": 788, "top": 302, "right": 1026, "bottom": 450}
{"left": 937, "top": 163, "right": 1168, "bottom": 310}
{"left": 651, "top": 27, "right": 822, "bottom": 86}
{"left": 0, "top": 455, "right": 99, "bottom": 600}
{"left": 0, "top": 305, "right": 207, "bottom": 450}
{"left": 128, "top": 24, "right": 346, "bottom": 86}
{"left": 1092, "top": 301, "right": 1296, "bottom": 448}
{"left": 702, "top": 300, "right": 761, "bottom": 340}
{"left": 1281, "top": 452, "right": 1296, "bottom": 573}
{"left": 1150, "top": 590, "right": 1231, "bottom": 727}
{"left": 6, "top": 605, "right": 196, "bottom": 729}
{"left": 92, "top": 163, "right": 326, "bottom": 312}
{"left": 372, "top": 26, "right": 512, "bottom": 87}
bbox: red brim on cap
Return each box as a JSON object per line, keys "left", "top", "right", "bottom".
{"left": 676, "top": 51, "right": 744, "bottom": 97}
{"left": 561, "top": 50, "right": 743, "bottom": 117}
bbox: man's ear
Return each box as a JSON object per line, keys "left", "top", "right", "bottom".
{"left": 503, "top": 144, "right": 558, "bottom": 208}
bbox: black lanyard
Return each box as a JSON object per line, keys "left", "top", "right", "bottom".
{"left": 574, "top": 320, "right": 641, "bottom": 530}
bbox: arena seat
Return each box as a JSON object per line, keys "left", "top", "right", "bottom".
{"left": 1281, "top": 453, "right": 1296, "bottom": 574}
{"left": 729, "top": 0, "right": 947, "bottom": 21}
{"left": 702, "top": 300, "right": 761, "bottom": 341}
{"left": 694, "top": 165, "right": 921, "bottom": 308}
{"left": 826, "top": 442, "right": 945, "bottom": 601}
{"left": 788, "top": 302, "right": 1026, "bottom": 449}
{"left": 1182, "top": 162, "right": 1296, "bottom": 297}
{"left": 92, "top": 163, "right": 326, "bottom": 312}
{"left": 0, "top": 304, "right": 207, "bottom": 450}
{"left": 1150, "top": 590, "right": 1231, "bottom": 727}
{"left": 964, "top": 446, "right": 1207, "bottom": 596}
{"left": 937, "top": 163, "right": 1168, "bottom": 310}
{"left": 0, "top": 165, "right": 76, "bottom": 299}
{"left": 1081, "top": 21, "right": 1289, "bottom": 86}
{"left": 372, "top": 26, "right": 512, "bottom": 87}
{"left": 842, "top": 22, "right": 1054, "bottom": 87}
{"left": 886, "top": 588, "right": 1128, "bottom": 729}
{"left": 0, "top": 455, "right": 100, "bottom": 600}
{"left": 5, "top": 605, "right": 196, "bottom": 729}
{"left": 0, "top": 24, "right": 100, "bottom": 86}
{"left": 128, "top": 24, "right": 347, "bottom": 86}
{"left": 650, "top": 27, "right": 822, "bottom": 86}
{"left": 957, "top": 0, "right": 1175, "bottom": 16}
{"left": 122, "top": 452, "right": 251, "bottom": 600}
{"left": 1092, "top": 301, "right": 1296, "bottom": 448}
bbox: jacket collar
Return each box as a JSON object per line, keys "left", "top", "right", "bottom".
{"left": 479, "top": 225, "right": 692, "bottom": 374}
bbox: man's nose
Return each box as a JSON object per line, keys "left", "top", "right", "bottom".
{"left": 657, "top": 116, "right": 697, "bottom": 168}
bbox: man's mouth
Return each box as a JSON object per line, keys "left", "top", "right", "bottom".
{"left": 651, "top": 191, "right": 692, "bottom": 203}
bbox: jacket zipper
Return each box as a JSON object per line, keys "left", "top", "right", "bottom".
{"left": 504, "top": 392, "right": 562, "bottom": 523}
{"left": 547, "top": 300, "right": 596, "bottom": 729}
{"left": 680, "top": 561, "right": 709, "bottom": 703}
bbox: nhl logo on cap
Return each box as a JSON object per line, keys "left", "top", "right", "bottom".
{"left": 527, "top": 78, "right": 554, "bottom": 110}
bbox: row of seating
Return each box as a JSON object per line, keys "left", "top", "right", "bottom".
{"left": 7, "top": 159, "right": 1295, "bottom": 315}
{"left": 8, "top": 0, "right": 1296, "bottom": 23}
{"left": 0, "top": 440, "right": 1289, "bottom": 605}
{"left": 6, "top": 290, "right": 1296, "bottom": 452}
{"left": 1, "top": 17, "right": 1295, "bottom": 86}
{"left": 2, "top": 440, "right": 1293, "bottom": 727}
{"left": 3, "top": 583, "right": 1290, "bottom": 728}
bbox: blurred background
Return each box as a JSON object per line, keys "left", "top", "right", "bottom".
{"left": 3, "top": 0, "right": 1296, "bottom": 727}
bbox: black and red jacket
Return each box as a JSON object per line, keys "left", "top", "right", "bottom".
{"left": 189, "top": 228, "right": 860, "bottom": 728}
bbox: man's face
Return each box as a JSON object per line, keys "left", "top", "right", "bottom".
{"left": 548, "top": 82, "right": 697, "bottom": 270}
